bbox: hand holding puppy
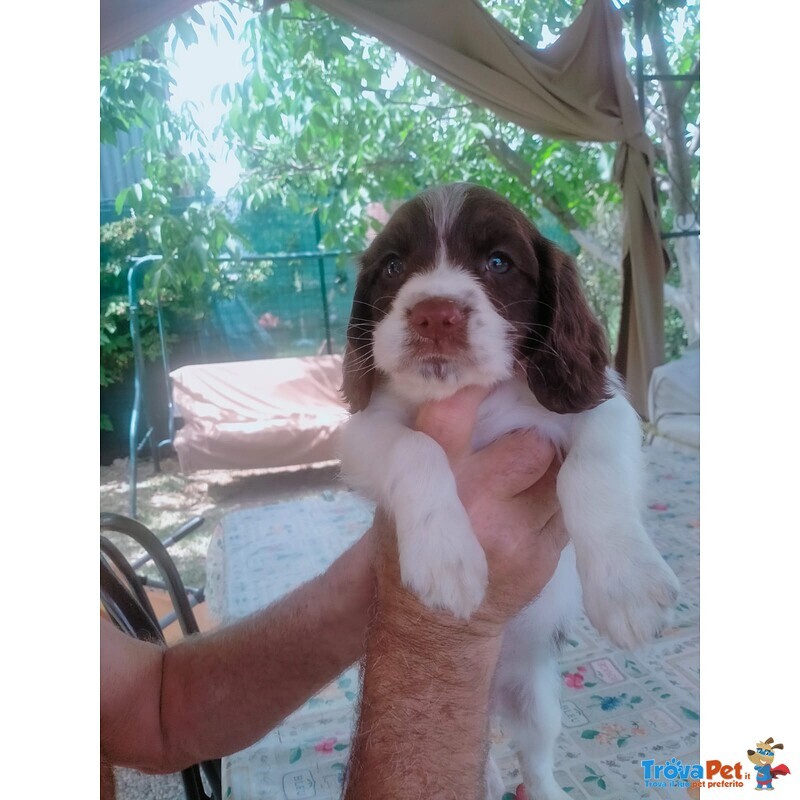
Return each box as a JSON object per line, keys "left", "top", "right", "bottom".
{"left": 346, "top": 387, "right": 568, "bottom": 800}
{"left": 411, "top": 385, "right": 568, "bottom": 628}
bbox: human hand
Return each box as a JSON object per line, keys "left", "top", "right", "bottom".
{"left": 413, "top": 385, "right": 568, "bottom": 628}
{"left": 372, "top": 385, "right": 568, "bottom": 635}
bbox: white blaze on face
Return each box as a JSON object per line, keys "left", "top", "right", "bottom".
{"left": 372, "top": 260, "right": 516, "bottom": 403}
{"left": 422, "top": 183, "right": 469, "bottom": 251}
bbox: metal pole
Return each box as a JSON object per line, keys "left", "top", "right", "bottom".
{"left": 127, "top": 255, "right": 161, "bottom": 518}
{"left": 313, "top": 211, "right": 333, "bottom": 355}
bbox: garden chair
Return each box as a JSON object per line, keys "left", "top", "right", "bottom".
{"left": 100, "top": 512, "right": 221, "bottom": 800}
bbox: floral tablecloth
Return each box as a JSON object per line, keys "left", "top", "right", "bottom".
{"left": 206, "top": 441, "right": 700, "bottom": 800}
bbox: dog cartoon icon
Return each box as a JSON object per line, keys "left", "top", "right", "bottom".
{"left": 747, "top": 738, "right": 791, "bottom": 790}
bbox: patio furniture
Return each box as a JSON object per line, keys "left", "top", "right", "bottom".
{"left": 169, "top": 354, "right": 348, "bottom": 474}
{"left": 647, "top": 341, "right": 700, "bottom": 450}
{"left": 124, "top": 256, "right": 350, "bottom": 518}
{"left": 100, "top": 512, "right": 222, "bottom": 800}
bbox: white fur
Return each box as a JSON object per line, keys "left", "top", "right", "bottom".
{"left": 422, "top": 183, "right": 469, "bottom": 250}
{"left": 340, "top": 188, "right": 680, "bottom": 798}
{"left": 372, "top": 263, "right": 515, "bottom": 404}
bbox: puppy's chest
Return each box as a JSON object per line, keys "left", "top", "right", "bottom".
{"left": 470, "top": 380, "right": 574, "bottom": 452}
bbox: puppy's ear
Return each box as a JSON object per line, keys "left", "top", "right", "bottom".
{"left": 525, "top": 238, "right": 611, "bottom": 414}
{"left": 341, "top": 269, "right": 376, "bottom": 412}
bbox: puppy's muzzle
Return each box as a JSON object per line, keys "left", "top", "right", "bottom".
{"left": 407, "top": 297, "right": 468, "bottom": 349}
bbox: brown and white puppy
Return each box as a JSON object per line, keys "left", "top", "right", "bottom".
{"left": 339, "top": 183, "right": 679, "bottom": 799}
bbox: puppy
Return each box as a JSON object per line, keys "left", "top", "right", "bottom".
{"left": 339, "top": 183, "right": 680, "bottom": 799}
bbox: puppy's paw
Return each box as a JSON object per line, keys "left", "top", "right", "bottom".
{"left": 398, "top": 504, "right": 488, "bottom": 619}
{"left": 580, "top": 537, "right": 680, "bottom": 649}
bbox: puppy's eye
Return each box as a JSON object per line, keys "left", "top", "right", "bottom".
{"left": 486, "top": 252, "right": 512, "bottom": 274}
{"left": 385, "top": 256, "right": 404, "bottom": 277}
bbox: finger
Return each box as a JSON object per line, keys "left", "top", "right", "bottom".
{"left": 469, "top": 428, "right": 556, "bottom": 497}
{"left": 518, "top": 455, "right": 560, "bottom": 504}
{"left": 539, "top": 508, "right": 569, "bottom": 552}
{"left": 414, "top": 385, "right": 490, "bottom": 460}
{"left": 515, "top": 785, "right": 529, "bottom": 800}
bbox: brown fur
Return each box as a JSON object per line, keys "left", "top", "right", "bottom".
{"left": 524, "top": 236, "right": 611, "bottom": 414}
{"left": 342, "top": 184, "right": 611, "bottom": 415}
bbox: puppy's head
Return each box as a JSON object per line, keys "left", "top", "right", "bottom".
{"left": 342, "top": 183, "right": 610, "bottom": 413}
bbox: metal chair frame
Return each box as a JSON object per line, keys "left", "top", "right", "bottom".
{"left": 100, "top": 512, "right": 221, "bottom": 800}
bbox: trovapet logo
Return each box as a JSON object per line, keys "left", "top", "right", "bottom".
{"left": 641, "top": 758, "right": 745, "bottom": 790}
{"left": 641, "top": 737, "right": 791, "bottom": 792}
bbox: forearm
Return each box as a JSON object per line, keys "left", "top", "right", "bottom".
{"left": 157, "top": 534, "right": 374, "bottom": 771}
{"left": 345, "top": 548, "right": 502, "bottom": 799}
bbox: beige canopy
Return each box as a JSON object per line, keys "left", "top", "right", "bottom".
{"left": 101, "top": 0, "right": 667, "bottom": 416}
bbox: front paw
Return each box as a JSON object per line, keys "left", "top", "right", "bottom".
{"left": 398, "top": 505, "right": 488, "bottom": 619}
{"left": 580, "top": 537, "right": 680, "bottom": 649}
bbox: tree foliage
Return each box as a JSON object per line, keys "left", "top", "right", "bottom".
{"left": 224, "top": 1, "right": 620, "bottom": 251}
{"left": 220, "top": 0, "right": 698, "bottom": 355}
{"left": 100, "top": 12, "right": 246, "bottom": 429}
{"left": 100, "top": 0, "right": 699, "bottom": 424}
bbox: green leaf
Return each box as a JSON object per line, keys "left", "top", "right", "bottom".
{"left": 333, "top": 743, "right": 348, "bottom": 751}
{"left": 289, "top": 747, "right": 302, "bottom": 764}
{"left": 581, "top": 730, "right": 600, "bottom": 740}
{"left": 114, "top": 188, "right": 129, "bottom": 215}
{"left": 681, "top": 706, "right": 700, "bottom": 721}
{"left": 597, "top": 778, "right": 607, "bottom": 790}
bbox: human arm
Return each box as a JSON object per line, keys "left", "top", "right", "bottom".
{"left": 100, "top": 528, "right": 375, "bottom": 775}
{"left": 344, "top": 387, "right": 567, "bottom": 799}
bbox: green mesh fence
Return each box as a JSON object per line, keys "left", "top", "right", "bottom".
{"left": 167, "top": 252, "right": 359, "bottom": 370}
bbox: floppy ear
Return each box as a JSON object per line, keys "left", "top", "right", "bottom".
{"left": 524, "top": 238, "right": 611, "bottom": 414}
{"left": 341, "top": 269, "right": 377, "bottom": 412}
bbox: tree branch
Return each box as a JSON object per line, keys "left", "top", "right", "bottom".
{"left": 484, "top": 136, "right": 582, "bottom": 231}
{"left": 570, "top": 230, "right": 621, "bottom": 270}
{"left": 674, "top": 57, "right": 700, "bottom": 108}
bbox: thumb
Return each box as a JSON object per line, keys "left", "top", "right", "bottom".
{"left": 414, "top": 385, "right": 490, "bottom": 460}
{"left": 468, "top": 428, "right": 556, "bottom": 497}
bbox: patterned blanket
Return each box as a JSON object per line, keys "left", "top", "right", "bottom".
{"left": 206, "top": 441, "right": 700, "bottom": 800}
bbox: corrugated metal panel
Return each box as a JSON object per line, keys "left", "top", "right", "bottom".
{"left": 100, "top": 47, "right": 147, "bottom": 208}
{"left": 100, "top": 127, "right": 146, "bottom": 205}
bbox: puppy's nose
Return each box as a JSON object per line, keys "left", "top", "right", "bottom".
{"left": 408, "top": 297, "right": 466, "bottom": 341}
